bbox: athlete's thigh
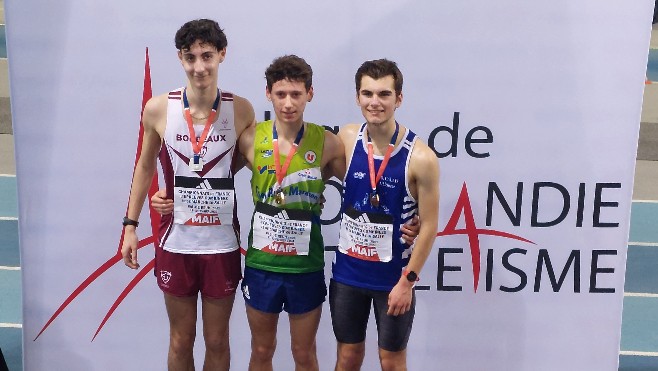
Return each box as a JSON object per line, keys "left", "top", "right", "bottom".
{"left": 372, "top": 288, "right": 416, "bottom": 352}
{"left": 201, "top": 293, "right": 236, "bottom": 338}
{"left": 245, "top": 303, "right": 280, "bottom": 347}
{"left": 289, "top": 305, "right": 322, "bottom": 349}
{"left": 164, "top": 292, "right": 198, "bottom": 336}
{"left": 329, "top": 280, "right": 372, "bottom": 344}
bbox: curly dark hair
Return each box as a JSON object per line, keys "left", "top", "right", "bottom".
{"left": 265, "top": 55, "right": 313, "bottom": 92}
{"left": 175, "top": 19, "right": 227, "bottom": 51}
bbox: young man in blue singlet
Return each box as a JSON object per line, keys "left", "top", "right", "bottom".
{"left": 330, "top": 59, "right": 440, "bottom": 371}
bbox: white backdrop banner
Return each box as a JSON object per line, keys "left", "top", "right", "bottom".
{"left": 7, "top": 1, "right": 652, "bottom": 370}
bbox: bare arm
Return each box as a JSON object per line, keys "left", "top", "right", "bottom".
{"left": 322, "top": 130, "right": 346, "bottom": 181}
{"left": 387, "top": 141, "right": 440, "bottom": 315}
{"left": 121, "top": 96, "right": 166, "bottom": 269}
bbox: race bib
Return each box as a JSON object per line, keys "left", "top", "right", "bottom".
{"left": 173, "top": 176, "right": 235, "bottom": 226}
{"left": 251, "top": 202, "right": 313, "bottom": 256}
{"left": 338, "top": 207, "right": 394, "bottom": 262}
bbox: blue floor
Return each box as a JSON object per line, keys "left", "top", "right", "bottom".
{"left": 648, "top": 49, "right": 658, "bottom": 82}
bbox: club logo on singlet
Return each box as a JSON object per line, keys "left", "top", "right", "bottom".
{"left": 304, "top": 150, "right": 317, "bottom": 164}
{"left": 258, "top": 165, "right": 275, "bottom": 174}
{"left": 353, "top": 171, "right": 366, "bottom": 179}
{"left": 261, "top": 149, "right": 273, "bottom": 158}
{"left": 160, "top": 271, "right": 172, "bottom": 284}
{"left": 220, "top": 118, "right": 230, "bottom": 130}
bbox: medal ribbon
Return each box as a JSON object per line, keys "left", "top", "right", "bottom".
{"left": 272, "top": 121, "right": 305, "bottom": 189}
{"left": 182, "top": 88, "right": 221, "bottom": 155}
{"left": 367, "top": 121, "right": 400, "bottom": 196}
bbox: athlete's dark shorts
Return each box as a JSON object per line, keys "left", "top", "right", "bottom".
{"left": 241, "top": 266, "right": 326, "bottom": 314}
{"left": 329, "top": 279, "right": 415, "bottom": 352}
{"left": 154, "top": 246, "right": 241, "bottom": 299}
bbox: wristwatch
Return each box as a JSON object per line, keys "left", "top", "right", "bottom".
{"left": 403, "top": 269, "right": 419, "bottom": 283}
{"left": 122, "top": 217, "right": 139, "bottom": 228}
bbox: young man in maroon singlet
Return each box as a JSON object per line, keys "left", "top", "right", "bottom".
{"left": 121, "top": 19, "right": 255, "bottom": 370}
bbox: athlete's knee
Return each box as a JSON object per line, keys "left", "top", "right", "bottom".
{"left": 336, "top": 344, "right": 365, "bottom": 371}
{"left": 203, "top": 329, "right": 229, "bottom": 354}
{"left": 291, "top": 340, "right": 318, "bottom": 369}
{"left": 251, "top": 338, "right": 276, "bottom": 362}
{"left": 169, "top": 328, "right": 196, "bottom": 356}
{"left": 379, "top": 349, "right": 407, "bottom": 371}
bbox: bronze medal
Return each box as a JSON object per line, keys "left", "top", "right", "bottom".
{"left": 370, "top": 192, "right": 380, "bottom": 208}
{"left": 275, "top": 189, "right": 285, "bottom": 205}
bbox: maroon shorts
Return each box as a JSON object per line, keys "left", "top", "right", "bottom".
{"left": 154, "top": 246, "right": 242, "bottom": 299}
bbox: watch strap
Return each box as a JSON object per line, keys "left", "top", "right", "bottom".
{"left": 122, "top": 217, "right": 139, "bottom": 227}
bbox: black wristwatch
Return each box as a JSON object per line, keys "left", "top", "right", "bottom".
{"left": 404, "top": 269, "right": 419, "bottom": 283}
{"left": 122, "top": 217, "right": 139, "bottom": 227}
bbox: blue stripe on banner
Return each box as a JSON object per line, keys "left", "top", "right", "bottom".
{"left": 0, "top": 270, "right": 21, "bottom": 324}
{"left": 0, "top": 176, "right": 17, "bottom": 218}
{"left": 0, "top": 220, "right": 18, "bottom": 267}
{"left": 0, "top": 327, "right": 22, "bottom": 371}
{"left": 624, "top": 245, "right": 658, "bottom": 294}
{"left": 620, "top": 296, "right": 658, "bottom": 352}
{"left": 629, "top": 202, "right": 658, "bottom": 244}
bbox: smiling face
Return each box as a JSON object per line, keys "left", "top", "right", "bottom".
{"left": 356, "top": 75, "right": 402, "bottom": 127}
{"left": 178, "top": 40, "right": 226, "bottom": 90}
{"left": 266, "top": 78, "right": 313, "bottom": 126}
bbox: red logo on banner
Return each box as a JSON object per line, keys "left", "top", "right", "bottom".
{"left": 437, "top": 182, "right": 535, "bottom": 292}
{"left": 35, "top": 48, "right": 161, "bottom": 341}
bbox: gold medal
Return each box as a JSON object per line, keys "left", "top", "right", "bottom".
{"left": 275, "top": 189, "right": 285, "bottom": 205}
{"left": 370, "top": 192, "right": 380, "bottom": 208}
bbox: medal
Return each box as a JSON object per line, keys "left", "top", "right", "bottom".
{"left": 366, "top": 121, "right": 399, "bottom": 209}
{"left": 272, "top": 121, "right": 305, "bottom": 206}
{"left": 274, "top": 189, "right": 285, "bottom": 205}
{"left": 188, "top": 155, "right": 204, "bottom": 172}
{"left": 369, "top": 192, "right": 380, "bottom": 208}
{"left": 183, "top": 88, "right": 221, "bottom": 172}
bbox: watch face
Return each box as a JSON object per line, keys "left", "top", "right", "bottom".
{"left": 406, "top": 271, "right": 417, "bottom": 282}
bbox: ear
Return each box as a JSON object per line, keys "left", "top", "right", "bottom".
{"left": 218, "top": 47, "right": 227, "bottom": 63}
{"left": 177, "top": 50, "right": 183, "bottom": 63}
{"left": 265, "top": 86, "right": 272, "bottom": 101}
{"left": 307, "top": 86, "right": 314, "bottom": 102}
{"left": 395, "top": 92, "right": 403, "bottom": 108}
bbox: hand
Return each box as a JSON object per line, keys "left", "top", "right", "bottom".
{"left": 387, "top": 278, "right": 414, "bottom": 316}
{"left": 319, "top": 193, "right": 326, "bottom": 213}
{"left": 399, "top": 215, "right": 420, "bottom": 246}
{"left": 151, "top": 188, "right": 173, "bottom": 215}
{"left": 121, "top": 227, "right": 140, "bottom": 269}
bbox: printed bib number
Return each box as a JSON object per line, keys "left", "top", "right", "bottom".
{"left": 173, "top": 176, "right": 235, "bottom": 226}
{"left": 251, "top": 202, "right": 313, "bottom": 256}
{"left": 338, "top": 207, "right": 394, "bottom": 262}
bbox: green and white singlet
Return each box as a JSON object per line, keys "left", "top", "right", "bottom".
{"left": 246, "top": 120, "right": 326, "bottom": 273}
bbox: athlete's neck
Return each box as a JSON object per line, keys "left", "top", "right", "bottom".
{"left": 366, "top": 118, "right": 399, "bottom": 148}
{"left": 274, "top": 119, "right": 305, "bottom": 142}
{"left": 185, "top": 85, "right": 219, "bottom": 118}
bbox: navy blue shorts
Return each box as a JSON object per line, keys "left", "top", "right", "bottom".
{"left": 241, "top": 266, "right": 327, "bottom": 314}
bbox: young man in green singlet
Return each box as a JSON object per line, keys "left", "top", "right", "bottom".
{"left": 236, "top": 54, "right": 344, "bottom": 371}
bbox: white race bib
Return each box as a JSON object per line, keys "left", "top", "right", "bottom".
{"left": 251, "top": 202, "right": 313, "bottom": 256}
{"left": 338, "top": 207, "right": 394, "bottom": 262}
{"left": 173, "top": 176, "right": 235, "bottom": 227}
